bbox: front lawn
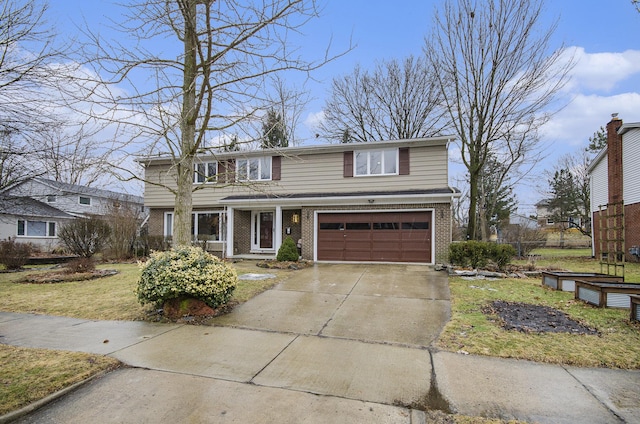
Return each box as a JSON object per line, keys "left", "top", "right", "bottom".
{"left": 0, "top": 345, "right": 120, "bottom": 416}
{"left": 438, "top": 254, "right": 640, "bottom": 368}
{"left": 0, "top": 261, "right": 285, "bottom": 321}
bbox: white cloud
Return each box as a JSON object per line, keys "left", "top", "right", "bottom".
{"left": 303, "top": 110, "right": 325, "bottom": 134}
{"left": 541, "top": 92, "right": 640, "bottom": 147}
{"left": 562, "top": 47, "right": 640, "bottom": 93}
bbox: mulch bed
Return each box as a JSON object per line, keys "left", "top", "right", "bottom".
{"left": 16, "top": 269, "right": 119, "bottom": 284}
{"left": 256, "top": 260, "right": 313, "bottom": 270}
{"left": 483, "top": 300, "right": 600, "bottom": 335}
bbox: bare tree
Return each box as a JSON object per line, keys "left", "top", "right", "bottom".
{"left": 319, "top": 55, "right": 445, "bottom": 143}
{"left": 75, "top": 0, "right": 345, "bottom": 246}
{"left": 424, "top": 0, "right": 573, "bottom": 240}
{"left": 36, "top": 125, "right": 114, "bottom": 187}
{"left": 265, "top": 75, "right": 311, "bottom": 146}
{"left": 0, "top": 0, "right": 65, "bottom": 189}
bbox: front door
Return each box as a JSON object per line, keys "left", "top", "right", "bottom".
{"left": 252, "top": 211, "right": 274, "bottom": 251}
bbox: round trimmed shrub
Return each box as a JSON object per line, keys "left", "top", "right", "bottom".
{"left": 136, "top": 246, "right": 238, "bottom": 309}
{"left": 277, "top": 236, "right": 299, "bottom": 262}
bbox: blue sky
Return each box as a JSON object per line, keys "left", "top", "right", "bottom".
{"left": 49, "top": 1, "right": 640, "bottom": 213}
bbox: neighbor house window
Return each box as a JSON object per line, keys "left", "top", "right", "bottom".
{"left": 194, "top": 161, "right": 217, "bottom": 183}
{"left": 164, "top": 211, "right": 223, "bottom": 241}
{"left": 546, "top": 218, "right": 554, "bottom": 225}
{"left": 236, "top": 157, "right": 271, "bottom": 181}
{"left": 17, "top": 220, "right": 56, "bottom": 237}
{"left": 47, "top": 195, "right": 56, "bottom": 203}
{"left": 355, "top": 149, "right": 398, "bottom": 176}
{"left": 79, "top": 196, "right": 91, "bottom": 205}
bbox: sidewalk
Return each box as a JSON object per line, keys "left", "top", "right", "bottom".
{"left": 1, "top": 264, "right": 639, "bottom": 423}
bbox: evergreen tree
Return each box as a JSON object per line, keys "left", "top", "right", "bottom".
{"left": 477, "top": 154, "right": 518, "bottom": 240}
{"left": 548, "top": 169, "right": 579, "bottom": 224}
{"left": 261, "top": 109, "right": 288, "bottom": 149}
{"left": 586, "top": 126, "right": 607, "bottom": 154}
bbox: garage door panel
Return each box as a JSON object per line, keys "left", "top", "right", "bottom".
{"left": 371, "top": 232, "right": 401, "bottom": 241}
{"left": 317, "top": 211, "right": 432, "bottom": 263}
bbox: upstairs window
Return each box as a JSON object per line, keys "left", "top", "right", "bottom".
{"left": 236, "top": 157, "right": 271, "bottom": 181}
{"left": 47, "top": 195, "right": 56, "bottom": 203}
{"left": 355, "top": 149, "right": 398, "bottom": 176}
{"left": 194, "top": 161, "right": 217, "bottom": 184}
{"left": 79, "top": 196, "right": 91, "bottom": 205}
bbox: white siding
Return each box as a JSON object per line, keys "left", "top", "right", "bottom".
{"left": 590, "top": 156, "right": 608, "bottom": 213}
{"left": 623, "top": 128, "right": 640, "bottom": 205}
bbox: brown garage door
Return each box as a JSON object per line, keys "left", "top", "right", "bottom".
{"left": 317, "top": 211, "right": 432, "bottom": 262}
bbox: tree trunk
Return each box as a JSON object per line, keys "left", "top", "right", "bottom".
{"left": 173, "top": 0, "right": 197, "bottom": 247}
{"left": 467, "top": 170, "right": 479, "bottom": 241}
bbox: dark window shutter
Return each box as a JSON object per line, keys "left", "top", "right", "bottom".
{"left": 272, "top": 156, "right": 281, "bottom": 180}
{"left": 343, "top": 151, "right": 353, "bottom": 177}
{"left": 221, "top": 159, "right": 235, "bottom": 183}
{"left": 217, "top": 160, "right": 226, "bottom": 183}
{"left": 399, "top": 147, "right": 410, "bottom": 175}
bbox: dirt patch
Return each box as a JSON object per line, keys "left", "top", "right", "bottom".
{"left": 16, "top": 269, "right": 119, "bottom": 284}
{"left": 484, "top": 300, "right": 599, "bottom": 335}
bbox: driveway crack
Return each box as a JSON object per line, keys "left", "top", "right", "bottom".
{"left": 249, "top": 335, "right": 299, "bottom": 383}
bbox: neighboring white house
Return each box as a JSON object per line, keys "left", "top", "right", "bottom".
{"left": 587, "top": 115, "right": 640, "bottom": 261}
{"left": 0, "top": 177, "right": 146, "bottom": 250}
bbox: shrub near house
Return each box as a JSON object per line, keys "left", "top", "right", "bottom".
{"left": 136, "top": 246, "right": 238, "bottom": 311}
{"left": 449, "top": 241, "right": 516, "bottom": 270}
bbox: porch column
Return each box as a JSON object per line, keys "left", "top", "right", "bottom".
{"left": 226, "top": 207, "right": 234, "bottom": 258}
{"left": 275, "top": 206, "right": 283, "bottom": 253}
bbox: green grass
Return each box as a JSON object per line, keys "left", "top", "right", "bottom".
{"left": 0, "top": 345, "right": 120, "bottom": 415}
{"left": 439, "top": 254, "right": 640, "bottom": 368}
{"left": 528, "top": 247, "right": 592, "bottom": 258}
{"left": 0, "top": 261, "right": 288, "bottom": 320}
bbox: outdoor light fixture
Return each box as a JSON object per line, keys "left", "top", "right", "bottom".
{"left": 291, "top": 213, "right": 300, "bottom": 224}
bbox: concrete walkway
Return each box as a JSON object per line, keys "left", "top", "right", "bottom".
{"left": 1, "top": 264, "right": 639, "bottom": 423}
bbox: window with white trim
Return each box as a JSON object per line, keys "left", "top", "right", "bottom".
{"left": 17, "top": 220, "right": 56, "bottom": 237}
{"left": 194, "top": 161, "right": 217, "bottom": 183}
{"left": 164, "top": 211, "right": 223, "bottom": 241}
{"left": 236, "top": 157, "right": 271, "bottom": 181}
{"left": 355, "top": 149, "right": 398, "bottom": 176}
{"left": 79, "top": 196, "right": 91, "bottom": 205}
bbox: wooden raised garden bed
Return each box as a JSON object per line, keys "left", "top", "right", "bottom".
{"left": 575, "top": 281, "right": 640, "bottom": 309}
{"left": 541, "top": 271, "right": 624, "bottom": 292}
{"left": 631, "top": 295, "right": 640, "bottom": 322}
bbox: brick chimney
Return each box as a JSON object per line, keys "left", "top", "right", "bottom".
{"left": 606, "top": 114, "right": 623, "bottom": 205}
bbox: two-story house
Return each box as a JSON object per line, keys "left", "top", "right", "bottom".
{"left": 0, "top": 177, "right": 146, "bottom": 250}
{"left": 141, "top": 137, "right": 460, "bottom": 264}
{"left": 588, "top": 115, "right": 640, "bottom": 261}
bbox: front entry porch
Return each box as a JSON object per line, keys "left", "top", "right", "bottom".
{"left": 225, "top": 206, "right": 302, "bottom": 259}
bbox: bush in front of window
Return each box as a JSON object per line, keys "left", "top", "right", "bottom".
{"left": 58, "top": 216, "right": 112, "bottom": 258}
{"left": 0, "top": 238, "right": 33, "bottom": 270}
{"left": 276, "top": 236, "right": 299, "bottom": 262}
{"left": 136, "top": 246, "right": 238, "bottom": 309}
